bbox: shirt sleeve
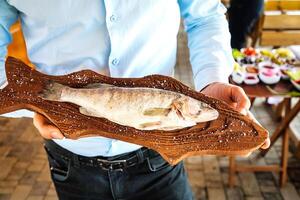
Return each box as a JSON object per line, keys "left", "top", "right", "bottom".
{"left": 178, "top": 0, "right": 234, "bottom": 91}
{"left": 0, "top": 0, "right": 18, "bottom": 84}
{"left": 0, "top": 1, "right": 34, "bottom": 118}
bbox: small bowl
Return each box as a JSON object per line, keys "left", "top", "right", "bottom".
{"left": 258, "top": 61, "right": 279, "bottom": 73}
{"left": 244, "top": 74, "right": 260, "bottom": 85}
{"left": 258, "top": 62, "right": 281, "bottom": 84}
{"left": 259, "top": 72, "right": 281, "bottom": 84}
{"left": 232, "top": 71, "right": 245, "bottom": 84}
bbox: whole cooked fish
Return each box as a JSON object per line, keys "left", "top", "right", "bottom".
{"left": 39, "top": 82, "right": 219, "bottom": 130}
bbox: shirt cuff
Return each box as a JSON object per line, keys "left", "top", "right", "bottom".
{"left": 194, "top": 66, "right": 229, "bottom": 91}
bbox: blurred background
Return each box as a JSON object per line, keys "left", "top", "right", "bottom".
{"left": 1, "top": 0, "right": 300, "bottom": 199}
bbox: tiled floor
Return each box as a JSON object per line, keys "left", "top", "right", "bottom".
{"left": 1, "top": 28, "right": 300, "bottom": 200}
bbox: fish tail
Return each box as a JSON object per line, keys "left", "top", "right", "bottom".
{"left": 39, "top": 81, "right": 66, "bottom": 101}
{"left": 0, "top": 57, "right": 45, "bottom": 114}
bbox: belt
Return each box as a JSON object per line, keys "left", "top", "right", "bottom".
{"left": 44, "top": 140, "right": 157, "bottom": 172}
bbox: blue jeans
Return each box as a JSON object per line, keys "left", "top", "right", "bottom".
{"left": 44, "top": 140, "right": 193, "bottom": 200}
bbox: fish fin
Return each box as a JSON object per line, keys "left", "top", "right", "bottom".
{"left": 139, "top": 121, "right": 162, "bottom": 129}
{"left": 84, "top": 83, "right": 113, "bottom": 89}
{"left": 39, "top": 81, "right": 66, "bottom": 101}
{"left": 171, "top": 100, "right": 185, "bottom": 120}
{"left": 143, "top": 108, "right": 171, "bottom": 116}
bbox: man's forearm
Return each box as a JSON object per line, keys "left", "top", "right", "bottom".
{"left": 179, "top": 0, "right": 234, "bottom": 91}
{"left": 188, "top": 14, "right": 234, "bottom": 91}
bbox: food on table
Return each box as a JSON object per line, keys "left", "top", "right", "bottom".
{"left": 271, "top": 56, "right": 283, "bottom": 65}
{"left": 240, "top": 56, "right": 256, "bottom": 64}
{"left": 231, "top": 47, "right": 299, "bottom": 85}
{"left": 255, "top": 57, "right": 264, "bottom": 63}
{"left": 286, "top": 67, "right": 300, "bottom": 91}
{"left": 260, "top": 49, "right": 273, "bottom": 58}
{"left": 243, "top": 65, "right": 259, "bottom": 85}
{"left": 280, "top": 64, "right": 292, "bottom": 80}
{"left": 239, "top": 48, "right": 259, "bottom": 64}
{"left": 242, "top": 47, "right": 258, "bottom": 57}
{"left": 272, "top": 48, "right": 296, "bottom": 65}
{"left": 39, "top": 82, "right": 219, "bottom": 131}
{"left": 273, "top": 48, "right": 295, "bottom": 59}
{"left": 280, "top": 69, "right": 289, "bottom": 78}
{"left": 245, "top": 65, "right": 258, "bottom": 74}
{"left": 258, "top": 62, "right": 281, "bottom": 85}
{"left": 232, "top": 62, "right": 245, "bottom": 84}
{"left": 232, "top": 49, "right": 245, "bottom": 61}
{"left": 286, "top": 67, "right": 300, "bottom": 81}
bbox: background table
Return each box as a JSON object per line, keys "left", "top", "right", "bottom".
{"left": 229, "top": 78, "right": 300, "bottom": 187}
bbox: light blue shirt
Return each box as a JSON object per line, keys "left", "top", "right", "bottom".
{"left": 0, "top": 0, "right": 234, "bottom": 157}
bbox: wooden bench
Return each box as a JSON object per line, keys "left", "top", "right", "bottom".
{"left": 251, "top": 0, "right": 300, "bottom": 46}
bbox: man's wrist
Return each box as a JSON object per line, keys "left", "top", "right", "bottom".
{"left": 193, "top": 66, "right": 231, "bottom": 91}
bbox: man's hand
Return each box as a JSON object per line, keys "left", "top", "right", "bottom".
{"left": 201, "top": 82, "right": 270, "bottom": 149}
{"left": 201, "top": 82, "right": 251, "bottom": 114}
{"left": 33, "top": 113, "right": 64, "bottom": 139}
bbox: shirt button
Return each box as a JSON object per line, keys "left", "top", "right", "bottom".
{"left": 112, "top": 58, "right": 119, "bottom": 66}
{"left": 110, "top": 15, "right": 117, "bottom": 22}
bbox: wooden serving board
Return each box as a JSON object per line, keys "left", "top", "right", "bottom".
{"left": 0, "top": 57, "right": 268, "bottom": 165}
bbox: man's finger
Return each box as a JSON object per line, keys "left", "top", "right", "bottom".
{"left": 246, "top": 111, "right": 270, "bottom": 150}
{"left": 246, "top": 110, "right": 260, "bottom": 124}
{"left": 261, "top": 138, "right": 271, "bottom": 149}
{"left": 33, "top": 113, "right": 64, "bottom": 139}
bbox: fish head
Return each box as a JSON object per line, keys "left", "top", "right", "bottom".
{"left": 177, "top": 97, "right": 219, "bottom": 123}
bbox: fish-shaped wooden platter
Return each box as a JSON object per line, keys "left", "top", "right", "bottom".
{"left": 0, "top": 57, "right": 268, "bottom": 165}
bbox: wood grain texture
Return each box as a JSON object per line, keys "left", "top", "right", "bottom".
{"left": 264, "top": 15, "right": 300, "bottom": 30}
{"left": 260, "top": 31, "right": 300, "bottom": 46}
{"left": 265, "top": 0, "right": 300, "bottom": 11}
{"left": 0, "top": 57, "right": 269, "bottom": 165}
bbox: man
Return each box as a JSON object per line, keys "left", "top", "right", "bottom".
{"left": 228, "top": 0, "right": 264, "bottom": 49}
{"left": 0, "top": 1, "right": 269, "bottom": 199}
